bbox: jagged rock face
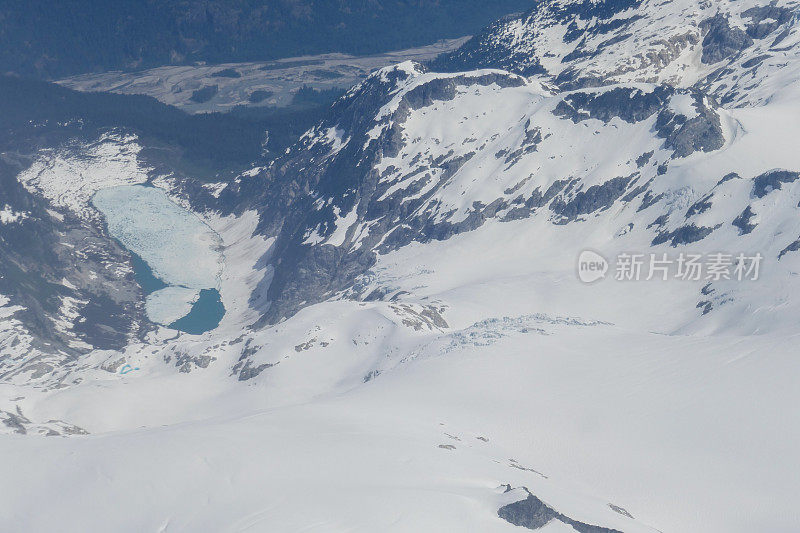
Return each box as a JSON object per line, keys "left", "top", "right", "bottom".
{"left": 699, "top": 14, "right": 754, "bottom": 64}
{"left": 222, "top": 63, "right": 741, "bottom": 324}
{"left": 552, "top": 86, "right": 725, "bottom": 157}
{"left": 209, "top": 0, "right": 800, "bottom": 330}
{"left": 0, "top": 155, "right": 148, "bottom": 362}
{"left": 431, "top": 0, "right": 799, "bottom": 100}
{"left": 742, "top": 4, "right": 796, "bottom": 39}
{"left": 498, "top": 486, "right": 624, "bottom": 532}
{"left": 3, "top": 0, "right": 799, "bottom": 353}
{"left": 225, "top": 65, "right": 533, "bottom": 323}
{"left": 431, "top": 0, "right": 644, "bottom": 78}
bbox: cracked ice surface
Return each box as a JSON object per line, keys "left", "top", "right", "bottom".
{"left": 92, "top": 185, "right": 222, "bottom": 289}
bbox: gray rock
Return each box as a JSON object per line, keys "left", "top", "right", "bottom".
{"left": 732, "top": 206, "right": 757, "bottom": 235}
{"left": 699, "top": 15, "right": 754, "bottom": 64}
{"left": 654, "top": 92, "right": 725, "bottom": 157}
{"left": 686, "top": 194, "right": 713, "bottom": 218}
{"left": 742, "top": 5, "right": 794, "bottom": 40}
{"left": 779, "top": 238, "right": 800, "bottom": 260}
{"left": 752, "top": 170, "right": 800, "bottom": 198}
{"left": 553, "top": 86, "right": 673, "bottom": 124}
{"left": 498, "top": 486, "right": 624, "bottom": 532}
{"left": 652, "top": 224, "right": 716, "bottom": 246}
{"left": 550, "top": 176, "right": 634, "bottom": 220}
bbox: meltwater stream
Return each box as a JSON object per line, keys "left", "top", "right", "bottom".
{"left": 92, "top": 184, "right": 225, "bottom": 334}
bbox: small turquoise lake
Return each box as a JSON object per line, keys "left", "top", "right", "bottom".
{"left": 168, "top": 289, "right": 226, "bottom": 334}
{"left": 130, "top": 255, "right": 225, "bottom": 334}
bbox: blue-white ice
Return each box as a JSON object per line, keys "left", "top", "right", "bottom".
{"left": 93, "top": 185, "right": 223, "bottom": 325}
{"left": 145, "top": 287, "right": 200, "bottom": 325}
{"left": 93, "top": 185, "right": 222, "bottom": 288}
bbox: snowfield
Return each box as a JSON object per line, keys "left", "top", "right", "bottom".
{"left": 16, "top": 134, "right": 150, "bottom": 220}
{"left": 1, "top": 296, "right": 798, "bottom": 532}
{"left": 3, "top": 0, "right": 800, "bottom": 531}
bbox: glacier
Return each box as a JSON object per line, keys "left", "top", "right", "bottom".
{"left": 2, "top": 0, "right": 800, "bottom": 531}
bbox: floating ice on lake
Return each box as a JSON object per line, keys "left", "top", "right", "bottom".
{"left": 92, "top": 185, "right": 223, "bottom": 289}
{"left": 146, "top": 287, "right": 201, "bottom": 325}
{"left": 93, "top": 185, "right": 225, "bottom": 329}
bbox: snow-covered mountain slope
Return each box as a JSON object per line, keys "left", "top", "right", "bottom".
{"left": 2, "top": 1, "right": 800, "bottom": 531}
{"left": 433, "top": 0, "right": 800, "bottom": 103}
{"left": 222, "top": 57, "right": 800, "bottom": 336}
{"left": 0, "top": 136, "right": 152, "bottom": 362}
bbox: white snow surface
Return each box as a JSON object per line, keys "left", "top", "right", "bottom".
{"left": 469, "top": 0, "right": 800, "bottom": 107}
{"left": 16, "top": 133, "right": 150, "bottom": 219}
{"left": 145, "top": 287, "right": 201, "bottom": 325}
{"left": 3, "top": 1, "right": 800, "bottom": 531}
{"left": 0, "top": 206, "right": 28, "bottom": 224}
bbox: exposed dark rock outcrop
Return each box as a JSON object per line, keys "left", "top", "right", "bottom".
{"left": 220, "top": 66, "right": 531, "bottom": 324}
{"left": 732, "top": 206, "right": 757, "bottom": 235}
{"left": 742, "top": 5, "right": 794, "bottom": 40}
{"left": 686, "top": 194, "right": 713, "bottom": 218}
{"left": 699, "top": 15, "right": 754, "bottom": 64}
{"left": 498, "top": 486, "right": 624, "bottom": 532}
{"left": 654, "top": 94, "right": 725, "bottom": 158}
{"left": 652, "top": 224, "right": 716, "bottom": 246}
{"left": 553, "top": 86, "right": 674, "bottom": 124}
{"left": 550, "top": 176, "right": 633, "bottom": 220}
{"left": 752, "top": 170, "right": 800, "bottom": 198}
{"left": 553, "top": 86, "right": 724, "bottom": 158}
{"left": 0, "top": 156, "right": 149, "bottom": 357}
{"left": 779, "top": 238, "right": 800, "bottom": 260}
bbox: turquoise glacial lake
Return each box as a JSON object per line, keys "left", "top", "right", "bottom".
{"left": 93, "top": 185, "right": 226, "bottom": 334}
